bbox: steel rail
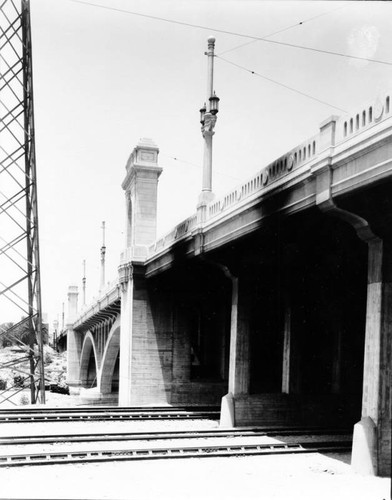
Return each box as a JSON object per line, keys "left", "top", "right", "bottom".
{"left": 0, "top": 405, "right": 220, "bottom": 414}
{"left": 0, "top": 405, "right": 219, "bottom": 411}
{"left": 0, "top": 410, "right": 221, "bottom": 423}
{"left": 0, "top": 427, "right": 352, "bottom": 446}
{"left": 0, "top": 440, "right": 352, "bottom": 467}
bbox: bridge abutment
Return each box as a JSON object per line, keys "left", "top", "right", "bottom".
{"left": 118, "top": 264, "right": 174, "bottom": 405}
{"left": 66, "top": 286, "right": 82, "bottom": 395}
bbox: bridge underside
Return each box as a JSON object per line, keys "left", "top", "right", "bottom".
{"left": 69, "top": 301, "right": 121, "bottom": 405}
{"left": 139, "top": 199, "right": 367, "bottom": 418}
{"left": 120, "top": 180, "right": 390, "bottom": 476}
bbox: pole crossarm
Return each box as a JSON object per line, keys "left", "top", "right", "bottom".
{"left": 0, "top": 0, "right": 45, "bottom": 405}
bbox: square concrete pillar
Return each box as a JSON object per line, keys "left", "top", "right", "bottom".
{"left": 281, "top": 296, "right": 291, "bottom": 394}
{"left": 228, "top": 277, "right": 250, "bottom": 396}
{"left": 118, "top": 263, "right": 134, "bottom": 406}
{"left": 221, "top": 277, "right": 250, "bottom": 427}
{"left": 65, "top": 286, "right": 82, "bottom": 394}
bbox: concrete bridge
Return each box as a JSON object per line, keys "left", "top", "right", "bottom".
{"left": 65, "top": 91, "right": 392, "bottom": 476}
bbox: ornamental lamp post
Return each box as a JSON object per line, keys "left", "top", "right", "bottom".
{"left": 198, "top": 37, "right": 220, "bottom": 216}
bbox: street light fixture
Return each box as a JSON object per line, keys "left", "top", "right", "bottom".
{"left": 209, "top": 92, "right": 220, "bottom": 115}
{"left": 200, "top": 103, "right": 206, "bottom": 125}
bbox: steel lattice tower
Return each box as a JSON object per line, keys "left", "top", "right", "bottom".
{"left": 0, "top": 0, "right": 45, "bottom": 404}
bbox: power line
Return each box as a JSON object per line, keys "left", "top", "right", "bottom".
{"left": 218, "top": 5, "right": 347, "bottom": 57}
{"left": 64, "top": 0, "right": 392, "bottom": 67}
{"left": 216, "top": 55, "right": 347, "bottom": 113}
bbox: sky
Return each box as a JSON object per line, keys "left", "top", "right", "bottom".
{"left": 2, "top": 0, "right": 392, "bottom": 329}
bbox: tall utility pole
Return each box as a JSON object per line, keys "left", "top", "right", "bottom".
{"left": 82, "top": 259, "right": 86, "bottom": 306}
{"left": 198, "top": 37, "right": 220, "bottom": 217}
{"left": 0, "top": 0, "right": 45, "bottom": 404}
{"left": 100, "top": 221, "right": 106, "bottom": 291}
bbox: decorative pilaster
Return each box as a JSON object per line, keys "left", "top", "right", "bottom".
{"left": 318, "top": 115, "right": 339, "bottom": 152}
{"left": 122, "top": 138, "right": 162, "bottom": 261}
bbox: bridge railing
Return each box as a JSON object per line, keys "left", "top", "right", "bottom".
{"left": 335, "top": 93, "right": 391, "bottom": 144}
{"left": 145, "top": 90, "right": 392, "bottom": 258}
{"left": 147, "top": 214, "right": 197, "bottom": 256}
{"left": 207, "top": 132, "right": 319, "bottom": 220}
{"left": 77, "top": 277, "right": 120, "bottom": 320}
{"left": 147, "top": 132, "right": 320, "bottom": 257}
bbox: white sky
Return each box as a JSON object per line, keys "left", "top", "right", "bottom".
{"left": 2, "top": 0, "right": 392, "bottom": 328}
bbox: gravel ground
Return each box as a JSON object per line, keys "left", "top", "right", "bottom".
{"left": 0, "top": 388, "right": 81, "bottom": 408}
{"left": 0, "top": 418, "right": 219, "bottom": 437}
{"left": 0, "top": 451, "right": 389, "bottom": 499}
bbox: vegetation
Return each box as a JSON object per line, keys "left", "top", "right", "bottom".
{"left": 0, "top": 345, "right": 68, "bottom": 405}
{"left": 0, "top": 320, "right": 49, "bottom": 348}
{"left": 19, "top": 394, "right": 29, "bottom": 405}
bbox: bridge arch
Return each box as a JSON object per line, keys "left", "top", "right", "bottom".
{"left": 99, "top": 317, "right": 120, "bottom": 395}
{"left": 80, "top": 331, "right": 98, "bottom": 389}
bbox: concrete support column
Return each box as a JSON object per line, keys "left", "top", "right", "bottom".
{"left": 281, "top": 296, "right": 291, "bottom": 394}
{"left": 352, "top": 238, "right": 392, "bottom": 476}
{"left": 172, "top": 305, "right": 191, "bottom": 384}
{"left": 66, "top": 286, "right": 82, "bottom": 395}
{"left": 228, "top": 277, "right": 250, "bottom": 395}
{"left": 221, "top": 276, "right": 250, "bottom": 426}
{"left": 331, "top": 328, "right": 342, "bottom": 394}
{"left": 118, "top": 263, "right": 134, "bottom": 406}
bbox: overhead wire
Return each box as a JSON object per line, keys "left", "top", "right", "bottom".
{"left": 64, "top": 0, "right": 392, "bottom": 67}
{"left": 218, "top": 5, "right": 347, "bottom": 56}
{"left": 62, "top": 0, "right": 388, "bottom": 112}
{"left": 216, "top": 6, "right": 349, "bottom": 113}
{"left": 216, "top": 55, "right": 347, "bottom": 113}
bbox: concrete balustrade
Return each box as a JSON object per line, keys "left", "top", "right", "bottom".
{"left": 339, "top": 93, "right": 391, "bottom": 142}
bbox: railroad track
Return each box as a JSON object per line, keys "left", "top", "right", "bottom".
{"left": 0, "top": 407, "right": 220, "bottom": 423}
{"left": 0, "top": 439, "right": 352, "bottom": 467}
{"left": 0, "top": 405, "right": 219, "bottom": 414}
{"left": 0, "top": 426, "right": 352, "bottom": 446}
{"left": 0, "top": 406, "right": 352, "bottom": 467}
